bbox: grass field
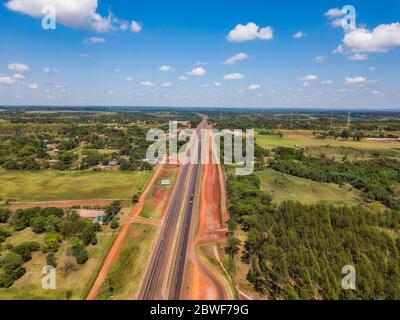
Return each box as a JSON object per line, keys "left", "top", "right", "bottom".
{"left": 0, "top": 169, "right": 152, "bottom": 201}
{"left": 257, "top": 130, "right": 400, "bottom": 150}
{"left": 0, "top": 226, "right": 118, "bottom": 300}
{"left": 256, "top": 168, "right": 361, "bottom": 206}
{"left": 97, "top": 223, "right": 156, "bottom": 300}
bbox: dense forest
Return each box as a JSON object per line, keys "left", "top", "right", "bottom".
{"left": 226, "top": 174, "right": 400, "bottom": 300}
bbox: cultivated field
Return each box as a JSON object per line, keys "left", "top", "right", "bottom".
{"left": 257, "top": 130, "right": 400, "bottom": 149}
{"left": 256, "top": 168, "right": 361, "bottom": 206}
{"left": 0, "top": 169, "right": 152, "bottom": 201}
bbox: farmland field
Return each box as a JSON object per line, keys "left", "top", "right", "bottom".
{"left": 256, "top": 168, "right": 362, "bottom": 206}
{"left": 257, "top": 130, "right": 400, "bottom": 151}
{"left": 0, "top": 169, "right": 152, "bottom": 201}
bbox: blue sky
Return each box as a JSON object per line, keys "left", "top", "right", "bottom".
{"left": 0, "top": 0, "right": 399, "bottom": 108}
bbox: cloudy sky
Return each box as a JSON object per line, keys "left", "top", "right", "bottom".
{"left": 0, "top": 0, "right": 399, "bottom": 109}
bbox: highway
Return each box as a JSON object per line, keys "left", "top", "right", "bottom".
{"left": 137, "top": 119, "right": 206, "bottom": 300}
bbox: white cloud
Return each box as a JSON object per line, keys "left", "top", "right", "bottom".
{"left": 227, "top": 22, "right": 273, "bottom": 42}
{"left": 119, "top": 23, "right": 129, "bottom": 31}
{"left": 5, "top": 0, "right": 113, "bottom": 32}
{"left": 114, "top": 68, "right": 121, "bottom": 73}
{"left": 80, "top": 53, "right": 89, "bottom": 58}
{"left": 125, "top": 77, "right": 134, "bottom": 82}
{"left": 214, "top": 82, "right": 222, "bottom": 87}
{"left": 338, "top": 23, "right": 400, "bottom": 53}
{"left": 248, "top": 84, "right": 261, "bottom": 91}
{"left": 186, "top": 67, "right": 206, "bottom": 77}
{"left": 224, "top": 53, "right": 248, "bottom": 65}
{"left": 159, "top": 65, "right": 175, "bottom": 72}
{"left": 8, "top": 63, "right": 29, "bottom": 72}
{"left": 372, "top": 90, "right": 382, "bottom": 95}
{"left": 324, "top": 8, "right": 345, "bottom": 28}
{"left": 179, "top": 75, "right": 188, "bottom": 81}
{"left": 321, "top": 80, "right": 333, "bottom": 85}
{"left": 13, "top": 73, "right": 25, "bottom": 80}
{"left": 345, "top": 76, "right": 366, "bottom": 85}
{"left": 348, "top": 53, "right": 369, "bottom": 61}
{"left": 0, "top": 76, "right": 17, "bottom": 85}
{"left": 161, "top": 82, "right": 172, "bottom": 88}
{"left": 302, "top": 81, "right": 310, "bottom": 87}
{"left": 140, "top": 80, "right": 155, "bottom": 87}
{"left": 196, "top": 61, "right": 208, "bottom": 66}
{"left": 314, "top": 55, "right": 328, "bottom": 63}
{"left": 29, "top": 83, "right": 38, "bottom": 89}
{"left": 324, "top": 8, "right": 344, "bottom": 18}
{"left": 300, "top": 74, "right": 318, "bottom": 81}
{"left": 369, "top": 66, "right": 377, "bottom": 72}
{"left": 293, "top": 31, "right": 305, "bottom": 39}
{"left": 84, "top": 36, "right": 106, "bottom": 44}
{"left": 43, "top": 67, "right": 60, "bottom": 73}
{"left": 330, "top": 18, "right": 343, "bottom": 28}
{"left": 130, "top": 21, "right": 142, "bottom": 32}
{"left": 223, "top": 73, "right": 244, "bottom": 80}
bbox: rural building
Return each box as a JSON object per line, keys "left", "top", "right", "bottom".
{"left": 161, "top": 179, "right": 171, "bottom": 186}
{"left": 109, "top": 159, "right": 118, "bottom": 166}
{"left": 79, "top": 209, "right": 106, "bottom": 224}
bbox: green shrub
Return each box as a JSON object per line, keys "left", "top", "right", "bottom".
{"left": 0, "top": 252, "right": 24, "bottom": 273}
{"left": 0, "top": 208, "right": 11, "bottom": 223}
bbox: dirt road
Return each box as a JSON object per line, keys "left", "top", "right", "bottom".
{"left": 9, "top": 199, "right": 124, "bottom": 210}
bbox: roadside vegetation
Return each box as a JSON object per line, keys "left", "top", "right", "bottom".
{"left": 0, "top": 200, "right": 124, "bottom": 299}
{"left": 215, "top": 110, "right": 400, "bottom": 300}
{"left": 97, "top": 223, "right": 156, "bottom": 300}
{"left": 225, "top": 174, "right": 400, "bottom": 299}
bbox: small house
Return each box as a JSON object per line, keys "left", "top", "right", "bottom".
{"left": 79, "top": 209, "right": 106, "bottom": 224}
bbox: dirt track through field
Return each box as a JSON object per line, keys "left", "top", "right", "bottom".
{"left": 86, "top": 164, "right": 164, "bottom": 300}
{"left": 9, "top": 199, "right": 125, "bottom": 210}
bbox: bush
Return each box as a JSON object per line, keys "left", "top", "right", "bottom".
{"left": 80, "top": 225, "right": 98, "bottom": 246}
{"left": 75, "top": 248, "right": 89, "bottom": 265}
{"left": 0, "top": 252, "right": 24, "bottom": 273}
{"left": 46, "top": 253, "right": 57, "bottom": 268}
{"left": 0, "top": 208, "right": 11, "bottom": 223}
{"left": 11, "top": 267, "right": 26, "bottom": 281}
{"left": 11, "top": 241, "right": 41, "bottom": 262}
{"left": 68, "top": 238, "right": 89, "bottom": 265}
{"left": 42, "top": 233, "right": 62, "bottom": 253}
{"left": 0, "top": 273, "right": 14, "bottom": 288}
{"left": 110, "top": 218, "right": 120, "bottom": 229}
{"left": 0, "top": 226, "right": 13, "bottom": 241}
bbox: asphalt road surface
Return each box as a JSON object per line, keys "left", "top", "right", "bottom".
{"left": 138, "top": 119, "right": 206, "bottom": 300}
